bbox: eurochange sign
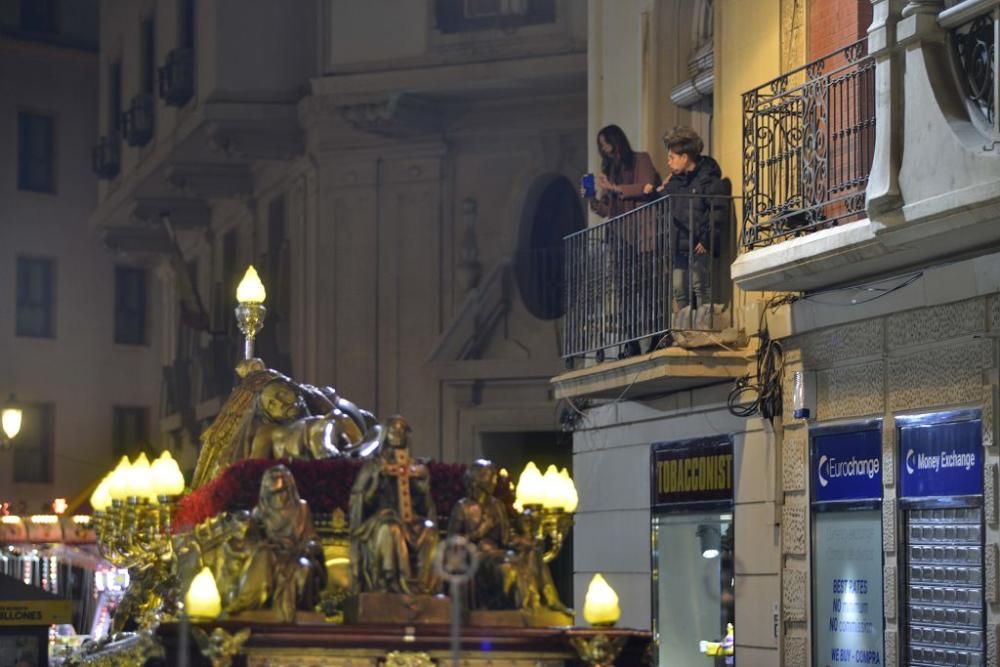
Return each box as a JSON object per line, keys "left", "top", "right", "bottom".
{"left": 899, "top": 418, "right": 982, "bottom": 499}
{"left": 651, "top": 436, "right": 733, "bottom": 509}
{"left": 812, "top": 429, "right": 882, "bottom": 504}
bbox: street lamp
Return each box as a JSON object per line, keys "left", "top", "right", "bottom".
{"left": 1, "top": 394, "right": 22, "bottom": 449}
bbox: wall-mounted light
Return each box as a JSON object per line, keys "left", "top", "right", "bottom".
{"left": 1, "top": 394, "right": 23, "bottom": 445}
{"left": 792, "top": 370, "right": 815, "bottom": 419}
{"left": 697, "top": 524, "right": 721, "bottom": 559}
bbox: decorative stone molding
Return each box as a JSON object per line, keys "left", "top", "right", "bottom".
{"left": 336, "top": 93, "right": 443, "bottom": 139}
{"left": 782, "top": 428, "right": 807, "bottom": 492}
{"left": 796, "top": 319, "right": 884, "bottom": 368}
{"left": 883, "top": 422, "right": 896, "bottom": 487}
{"left": 165, "top": 164, "right": 253, "bottom": 199}
{"left": 884, "top": 566, "right": 897, "bottom": 621}
{"left": 986, "top": 463, "right": 998, "bottom": 527}
{"left": 984, "top": 385, "right": 996, "bottom": 449}
{"left": 991, "top": 295, "right": 1000, "bottom": 331}
{"left": 782, "top": 504, "right": 807, "bottom": 556}
{"left": 817, "top": 361, "right": 885, "bottom": 420}
{"left": 131, "top": 197, "right": 210, "bottom": 229}
{"left": 783, "top": 634, "right": 806, "bottom": 666}
{"left": 782, "top": 568, "right": 807, "bottom": 621}
{"left": 885, "top": 629, "right": 898, "bottom": 667}
{"left": 989, "top": 625, "right": 999, "bottom": 667}
{"left": 883, "top": 500, "right": 897, "bottom": 555}
{"left": 986, "top": 543, "right": 999, "bottom": 603}
{"left": 886, "top": 299, "right": 986, "bottom": 349}
{"left": 866, "top": 0, "right": 905, "bottom": 214}
{"left": 206, "top": 122, "right": 305, "bottom": 161}
{"left": 902, "top": 0, "right": 945, "bottom": 17}
{"left": 887, "top": 341, "right": 992, "bottom": 411}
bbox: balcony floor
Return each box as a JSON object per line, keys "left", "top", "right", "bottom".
{"left": 551, "top": 346, "right": 751, "bottom": 400}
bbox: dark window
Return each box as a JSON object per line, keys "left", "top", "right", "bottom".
{"left": 17, "top": 112, "right": 55, "bottom": 193}
{"left": 112, "top": 406, "right": 148, "bottom": 460}
{"left": 259, "top": 196, "right": 292, "bottom": 373}
{"left": 516, "top": 176, "right": 584, "bottom": 320}
{"left": 20, "top": 0, "right": 57, "bottom": 33}
{"left": 16, "top": 257, "right": 55, "bottom": 338}
{"left": 109, "top": 60, "right": 122, "bottom": 135}
{"left": 179, "top": 0, "right": 195, "bottom": 49}
{"left": 141, "top": 18, "right": 155, "bottom": 94}
{"left": 267, "top": 196, "right": 286, "bottom": 287}
{"left": 14, "top": 403, "right": 54, "bottom": 484}
{"left": 114, "top": 266, "right": 147, "bottom": 345}
{"left": 222, "top": 228, "right": 239, "bottom": 309}
{"left": 435, "top": 0, "right": 555, "bottom": 33}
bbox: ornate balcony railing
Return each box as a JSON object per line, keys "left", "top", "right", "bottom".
{"left": 159, "top": 48, "right": 194, "bottom": 107}
{"left": 92, "top": 134, "right": 121, "bottom": 179}
{"left": 941, "top": 0, "right": 999, "bottom": 137}
{"left": 562, "top": 194, "right": 736, "bottom": 363}
{"left": 741, "top": 39, "right": 875, "bottom": 250}
{"left": 121, "top": 93, "right": 154, "bottom": 147}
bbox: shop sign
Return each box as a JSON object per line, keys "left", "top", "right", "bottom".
{"left": 813, "top": 511, "right": 884, "bottom": 667}
{"left": 651, "top": 437, "right": 732, "bottom": 509}
{"left": 0, "top": 599, "right": 72, "bottom": 625}
{"left": 812, "top": 429, "right": 882, "bottom": 504}
{"left": 899, "top": 419, "right": 982, "bottom": 499}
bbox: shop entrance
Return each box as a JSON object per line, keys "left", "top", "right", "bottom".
{"left": 651, "top": 436, "right": 734, "bottom": 666}
{"left": 897, "top": 411, "right": 985, "bottom": 666}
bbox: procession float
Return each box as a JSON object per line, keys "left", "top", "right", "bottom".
{"left": 59, "top": 267, "right": 652, "bottom": 666}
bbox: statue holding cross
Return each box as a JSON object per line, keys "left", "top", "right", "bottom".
{"left": 349, "top": 415, "right": 440, "bottom": 595}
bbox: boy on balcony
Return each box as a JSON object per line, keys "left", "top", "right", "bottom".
{"left": 645, "top": 127, "right": 728, "bottom": 344}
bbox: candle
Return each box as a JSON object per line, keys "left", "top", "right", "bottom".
{"left": 185, "top": 567, "right": 222, "bottom": 619}
{"left": 583, "top": 573, "right": 621, "bottom": 626}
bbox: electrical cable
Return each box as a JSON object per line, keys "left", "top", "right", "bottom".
{"left": 728, "top": 294, "right": 793, "bottom": 421}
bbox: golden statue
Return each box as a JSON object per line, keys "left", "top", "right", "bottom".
{"left": 446, "top": 460, "right": 517, "bottom": 610}
{"left": 226, "top": 465, "right": 326, "bottom": 622}
{"left": 191, "top": 360, "right": 381, "bottom": 488}
{"left": 349, "top": 416, "right": 439, "bottom": 595}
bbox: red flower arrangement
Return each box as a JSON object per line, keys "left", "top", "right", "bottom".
{"left": 174, "top": 458, "right": 517, "bottom": 532}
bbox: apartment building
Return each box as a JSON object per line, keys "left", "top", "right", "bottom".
{"left": 0, "top": 0, "right": 161, "bottom": 511}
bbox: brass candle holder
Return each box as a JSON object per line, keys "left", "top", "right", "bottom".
{"left": 234, "top": 266, "right": 267, "bottom": 360}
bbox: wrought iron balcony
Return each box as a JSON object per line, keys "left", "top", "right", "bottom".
{"left": 121, "top": 93, "right": 155, "bottom": 147}
{"left": 91, "top": 135, "right": 121, "bottom": 179}
{"left": 741, "top": 39, "right": 875, "bottom": 250}
{"left": 159, "top": 48, "right": 194, "bottom": 107}
{"left": 562, "top": 194, "right": 737, "bottom": 364}
{"left": 942, "top": 0, "right": 998, "bottom": 138}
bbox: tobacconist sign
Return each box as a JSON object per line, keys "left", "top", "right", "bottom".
{"left": 899, "top": 418, "right": 982, "bottom": 499}
{"left": 651, "top": 436, "right": 733, "bottom": 510}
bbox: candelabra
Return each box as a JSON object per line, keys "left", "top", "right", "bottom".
{"left": 514, "top": 462, "right": 578, "bottom": 563}
{"left": 90, "top": 451, "right": 186, "bottom": 631}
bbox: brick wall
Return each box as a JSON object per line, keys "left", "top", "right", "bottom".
{"left": 808, "top": 0, "right": 872, "bottom": 60}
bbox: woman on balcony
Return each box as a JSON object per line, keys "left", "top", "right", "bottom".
{"left": 584, "top": 124, "right": 660, "bottom": 358}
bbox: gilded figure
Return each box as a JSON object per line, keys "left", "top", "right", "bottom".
{"left": 446, "top": 459, "right": 517, "bottom": 610}
{"left": 349, "top": 415, "right": 439, "bottom": 595}
{"left": 191, "top": 360, "right": 380, "bottom": 488}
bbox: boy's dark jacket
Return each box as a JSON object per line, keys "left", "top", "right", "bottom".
{"left": 657, "top": 155, "right": 729, "bottom": 257}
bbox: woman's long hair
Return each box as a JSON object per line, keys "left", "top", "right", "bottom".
{"left": 597, "top": 124, "right": 636, "bottom": 182}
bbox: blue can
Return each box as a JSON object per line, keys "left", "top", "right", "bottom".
{"left": 581, "top": 173, "right": 596, "bottom": 199}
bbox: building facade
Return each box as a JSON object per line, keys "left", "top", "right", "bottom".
{"left": 90, "top": 0, "right": 587, "bottom": 497}
{"left": 0, "top": 0, "right": 161, "bottom": 511}
{"left": 561, "top": 0, "right": 1000, "bottom": 665}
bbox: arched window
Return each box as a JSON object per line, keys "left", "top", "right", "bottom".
{"left": 515, "top": 175, "right": 584, "bottom": 320}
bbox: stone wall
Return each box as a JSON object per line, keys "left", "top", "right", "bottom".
{"left": 573, "top": 385, "right": 782, "bottom": 663}
{"left": 780, "top": 293, "right": 1000, "bottom": 666}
